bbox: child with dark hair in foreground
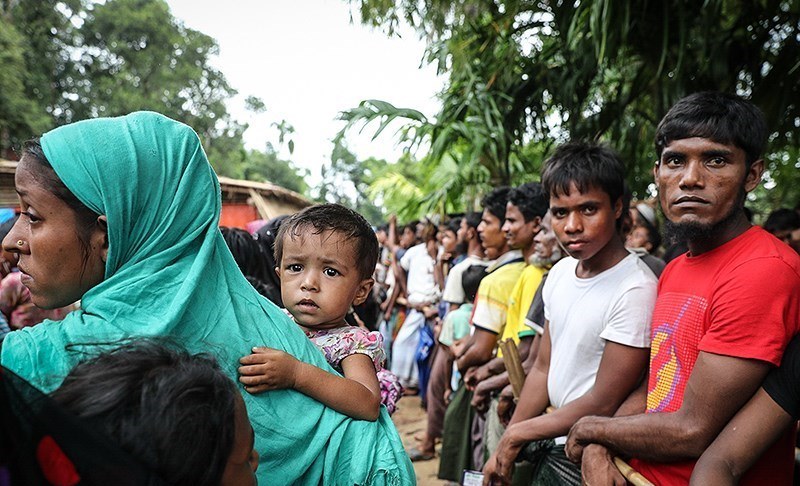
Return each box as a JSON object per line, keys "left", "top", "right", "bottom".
{"left": 239, "top": 204, "right": 401, "bottom": 420}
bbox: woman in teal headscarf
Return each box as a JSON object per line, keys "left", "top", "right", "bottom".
{"left": 0, "top": 112, "right": 414, "bottom": 485}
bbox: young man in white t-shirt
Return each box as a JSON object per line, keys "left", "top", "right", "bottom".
{"left": 483, "top": 142, "right": 657, "bottom": 485}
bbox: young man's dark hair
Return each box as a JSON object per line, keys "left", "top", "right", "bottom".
{"left": 461, "top": 264, "right": 488, "bottom": 304}
{"left": 446, "top": 218, "right": 461, "bottom": 235}
{"left": 541, "top": 142, "right": 626, "bottom": 227}
{"left": 508, "top": 182, "right": 549, "bottom": 223}
{"left": 655, "top": 91, "right": 768, "bottom": 167}
{"left": 464, "top": 211, "right": 483, "bottom": 231}
{"left": 275, "top": 203, "right": 379, "bottom": 281}
{"left": 481, "top": 187, "right": 511, "bottom": 221}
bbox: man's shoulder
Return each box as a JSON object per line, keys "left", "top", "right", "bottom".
{"left": 451, "top": 255, "right": 488, "bottom": 273}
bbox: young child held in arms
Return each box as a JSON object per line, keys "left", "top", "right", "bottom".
{"left": 238, "top": 203, "right": 399, "bottom": 420}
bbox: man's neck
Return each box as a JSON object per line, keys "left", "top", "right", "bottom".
{"left": 466, "top": 239, "right": 484, "bottom": 258}
{"left": 576, "top": 236, "right": 629, "bottom": 278}
{"left": 687, "top": 214, "right": 751, "bottom": 256}
{"left": 521, "top": 242, "right": 535, "bottom": 263}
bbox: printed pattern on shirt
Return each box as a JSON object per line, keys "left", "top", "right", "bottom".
{"left": 646, "top": 292, "right": 708, "bottom": 413}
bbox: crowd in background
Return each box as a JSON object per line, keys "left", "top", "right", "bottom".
{"left": 2, "top": 92, "right": 800, "bottom": 486}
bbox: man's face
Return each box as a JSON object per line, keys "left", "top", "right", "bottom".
{"left": 502, "top": 202, "right": 538, "bottom": 251}
{"left": 532, "top": 212, "right": 561, "bottom": 267}
{"left": 477, "top": 209, "right": 507, "bottom": 260}
{"left": 441, "top": 229, "right": 458, "bottom": 254}
{"left": 655, "top": 137, "right": 761, "bottom": 232}
{"left": 549, "top": 183, "right": 621, "bottom": 262}
{"left": 457, "top": 217, "right": 470, "bottom": 244}
{"left": 625, "top": 226, "right": 653, "bottom": 252}
{"left": 399, "top": 227, "right": 416, "bottom": 248}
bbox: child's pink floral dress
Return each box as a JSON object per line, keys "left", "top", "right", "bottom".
{"left": 305, "top": 326, "right": 403, "bottom": 414}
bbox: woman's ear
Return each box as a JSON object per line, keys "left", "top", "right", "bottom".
{"left": 96, "top": 215, "right": 109, "bottom": 263}
{"left": 352, "top": 278, "right": 374, "bottom": 306}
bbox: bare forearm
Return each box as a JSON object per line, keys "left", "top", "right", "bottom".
{"left": 509, "top": 366, "right": 549, "bottom": 425}
{"left": 457, "top": 345, "right": 493, "bottom": 371}
{"left": 569, "top": 413, "right": 709, "bottom": 461}
{"left": 479, "top": 371, "right": 510, "bottom": 393}
{"left": 486, "top": 356, "right": 506, "bottom": 375}
{"left": 614, "top": 380, "right": 647, "bottom": 417}
{"left": 294, "top": 362, "right": 380, "bottom": 421}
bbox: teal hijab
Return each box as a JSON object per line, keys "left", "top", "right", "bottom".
{"left": 0, "top": 112, "right": 413, "bottom": 485}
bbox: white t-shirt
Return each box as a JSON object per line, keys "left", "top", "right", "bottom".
{"left": 544, "top": 253, "right": 657, "bottom": 441}
{"left": 400, "top": 243, "right": 440, "bottom": 306}
{"left": 441, "top": 255, "right": 490, "bottom": 304}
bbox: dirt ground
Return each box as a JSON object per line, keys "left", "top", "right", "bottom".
{"left": 391, "top": 395, "right": 453, "bottom": 485}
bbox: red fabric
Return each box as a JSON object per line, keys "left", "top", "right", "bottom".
{"left": 632, "top": 227, "right": 800, "bottom": 485}
{"left": 36, "top": 435, "right": 80, "bottom": 486}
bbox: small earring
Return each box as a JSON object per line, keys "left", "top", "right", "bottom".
{"left": 16, "top": 240, "right": 24, "bottom": 247}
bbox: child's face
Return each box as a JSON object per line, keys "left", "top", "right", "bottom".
{"left": 549, "top": 183, "right": 621, "bottom": 262}
{"left": 277, "top": 230, "right": 372, "bottom": 330}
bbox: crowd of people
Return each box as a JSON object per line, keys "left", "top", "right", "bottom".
{"left": 370, "top": 91, "right": 800, "bottom": 486}
{"left": 0, "top": 91, "right": 799, "bottom": 486}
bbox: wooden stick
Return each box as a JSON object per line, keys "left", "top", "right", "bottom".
{"left": 498, "top": 339, "right": 526, "bottom": 399}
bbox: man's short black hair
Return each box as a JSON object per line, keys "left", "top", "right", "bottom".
{"left": 461, "top": 264, "right": 488, "bottom": 303}
{"left": 764, "top": 208, "right": 800, "bottom": 234}
{"left": 508, "top": 182, "right": 549, "bottom": 222}
{"left": 482, "top": 187, "right": 511, "bottom": 221}
{"left": 464, "top": 211, "right": 483, "bottom": 231}
{"left": 446, "top": 218, "right": 461, "bottom": 235}
{"left": 275, "top": 203, "right": 379, "bottom": 281}
{"left": 541, "top": 141, "right": 626, "bottom": 209}
{"left": 655, "top": 91, "right": 768, "bottom": 167}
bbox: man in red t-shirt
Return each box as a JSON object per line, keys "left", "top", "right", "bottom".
{"left": 564, "top": 92, "right": 800, "bottom": 485}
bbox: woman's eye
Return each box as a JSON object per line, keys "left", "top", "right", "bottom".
{"left": 324, "top": 268, "right": 340, "bottom": 277}
{"left": 21, "top": 211, "right": 40, "bottom": 223}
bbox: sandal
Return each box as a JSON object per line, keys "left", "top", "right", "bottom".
{"left": 407, "top": 447, "right": 435, "bottom": 462}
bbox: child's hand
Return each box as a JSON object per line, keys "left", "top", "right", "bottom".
{"left": 238, "top": 347, "right": 300, "bottom": 393}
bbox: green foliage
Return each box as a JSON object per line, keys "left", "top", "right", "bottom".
{"left": 315, "top": 141, "right": 387, "bottom": 224}
{"left": 0, "top": 0, "right": 308, "bottom": 198}
{"left": 346, "top": 0, "right": 800, "bottom": 209}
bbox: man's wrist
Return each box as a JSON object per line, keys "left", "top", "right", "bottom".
{"left": 572, "top": 416, "right": 607, "bottom": 445}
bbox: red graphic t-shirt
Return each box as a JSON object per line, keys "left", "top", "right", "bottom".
{"left": 631, "top": 227, "right": 800, "bottom": 485}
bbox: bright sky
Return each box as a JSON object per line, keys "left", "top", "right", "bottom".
{"left": 164, "top": 0, "right": 444, "bottom": 185}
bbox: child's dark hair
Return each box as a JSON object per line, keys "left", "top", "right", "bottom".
{"left": 461, "top": 264, "right": 488, "bottom": 303}
{"left": 221, "top": 227, "right": 270, "bottom": 284}
{"left": 482, "top": 187, "right": 511, "bottom": 221}
{"left": 508, "top": 182, "right": 549, "bottom": 222}
{"left": 655, "top": 92, "right": 767, "bottom": 167}
{"left": 541, "top": 141, "right": 626, "bottom": 221}
{"left": 275, "top": 203, "right": 379, "bottom": 280}
{"left": 21, "top": 138, "right": 102, "bottom": 275}
{"left": 51, "top": 341, "right": 240, "bottom": 486}
{"left": 764, "top": 208, "right": 800, "bottom": 234}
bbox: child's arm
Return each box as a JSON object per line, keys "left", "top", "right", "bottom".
{"left": 238, "top": 347, "right": 382, "bottom": 421}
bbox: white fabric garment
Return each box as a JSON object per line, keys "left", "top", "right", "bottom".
{"left": 390, "top": 309, "right": 426, "bottom": 387}
{"left": 544, "top": 253, "right": 657, "bottom": 443}
{"left": 441, "top": 255, "right": 490, "bottom": 305}
{"left": 400, "top": 243, "right": 440, "bottom": 307}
